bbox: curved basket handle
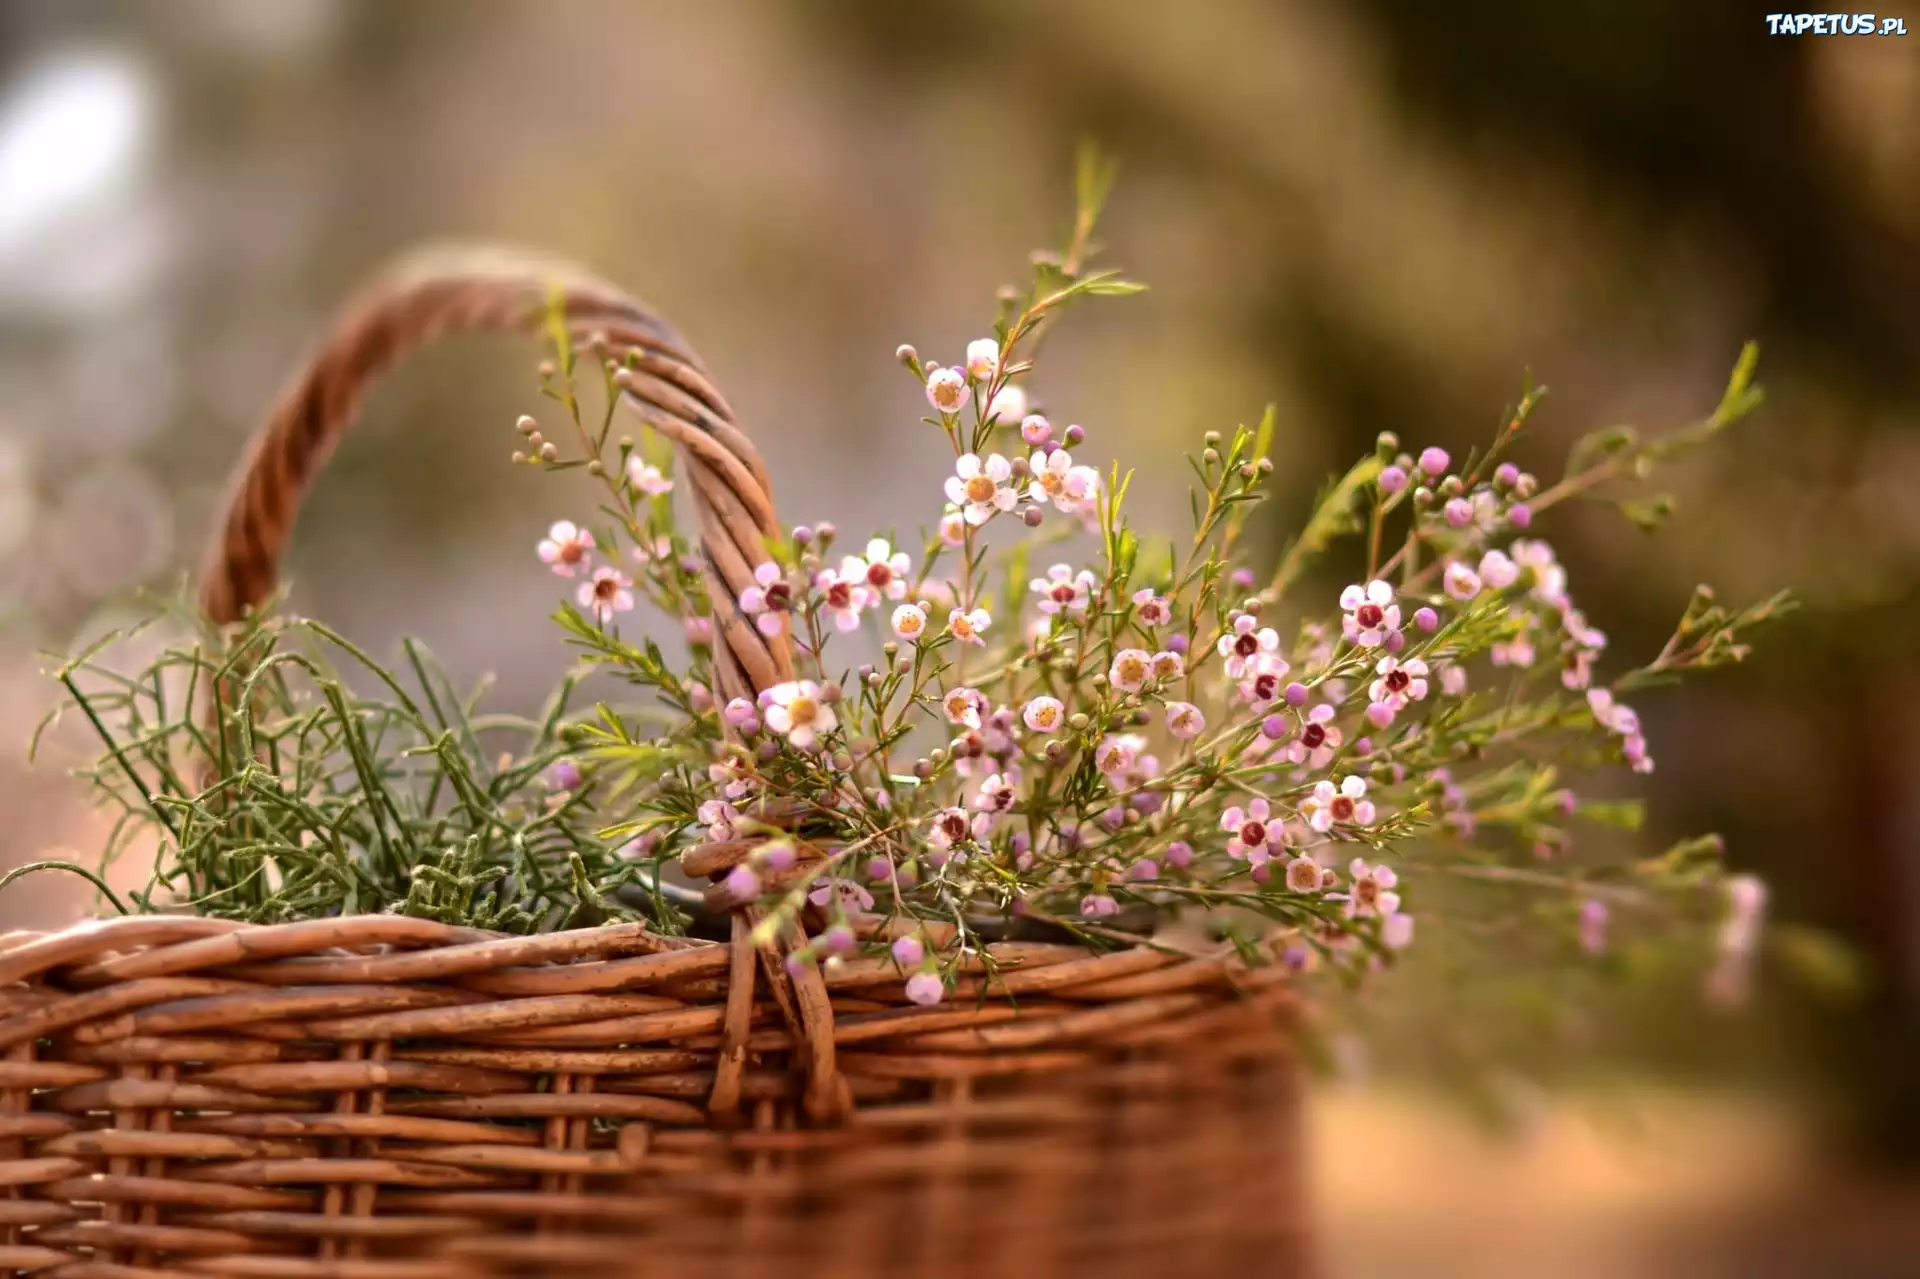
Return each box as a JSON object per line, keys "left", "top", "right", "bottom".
{"left": 199, "top": 246, "right": 846, "bottom": 1121}
{"left": 198, "top": 245, "right": 792, "bottom": 707}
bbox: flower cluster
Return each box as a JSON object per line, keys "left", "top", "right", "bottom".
{"left": 516, "top": 180, "right": 1786, "bottom": 1016}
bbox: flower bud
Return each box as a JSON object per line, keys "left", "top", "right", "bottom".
{"left": 511, "top": 450, "right": 528, "bottom": 465}
{"left": 1418, "top": 446, "right": 1450, "bottom": 477}
{"left": 1202, "top": 448, "right": 1220, "bottom": 465}
{"left": 538, "top": 442, "right": 559, "bottom": 463}
{"left": 1508, "top": 503, "right": 1533, "bottom": 529}
{"left": 815, "top": 521, "right": 837, "bottom": 545}
{"left": 895, "top": 343, "right": 919, "bottom": 366}
{"left": 516, "top": 415, "right": 538, "bottom": 435}
{"left": 1261, "top": 715, "right": 1290, "bottom": 740}
{"left": 791, "top": 524, "right": 814, "bottom": 546}
{"left": 1514, "top": 472, "right": 1538, "bottom": 499}
{"left": 1064, "top": 424, "right": 1085, "bottom": 446}
{"left": 1068, "top": 713, "right": 1091, "bottom": 732}
{"left": 1044, "top": 740, "right": 1072, "bottom": 766}
{"left": 1203, "top": 430, "right": 1221, "bottom": 447}
{"left": 1444, "top": 497, "right": 1473, "bottom": 528}
{"left": 1284, "top": 681, "right": 1308, "bottom": 707}
{"left": 1375, "top": 431, "right": 1400, "bottom": 458}
{"left": 1378, "top": 465, "right": 1408, "bottom": 495}
{"left": 1494, "top": 462, "right": 1520, "bottom": 489}
{"left": 1413, "top": 606, "right": 1439, "bottom": 633}
{"left": 913, "top": 759, "right": 934, "bottom": 779}
{"left": 1412, "top": 486, "right": 1432, "bottom": 507}
{"left": 1022, "top": 507, "right": 1044, "bottom": 528}
{"left": 1164, "top": 840, "right": 1193, "bottom": 869}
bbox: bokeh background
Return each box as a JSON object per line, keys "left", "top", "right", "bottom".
{"left": 2, "top": 2, "right": 1916, "bottom": 1274}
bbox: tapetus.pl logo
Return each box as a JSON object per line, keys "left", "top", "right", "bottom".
{"left": 1764, "top": 12, "right": 1909, "bottom": 34}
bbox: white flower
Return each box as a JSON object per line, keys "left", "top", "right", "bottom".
{"left": 1368, "top": 656, "right": 1430, "bottom": 709}
{"left": 965, "top": 337, "right": 1000, "bottom": 382}
{"left": 1026, "top": 448, "right": 1100, "bottom": 513}
{"left": 627, "top": 459, "right": 673, "bottom": 497}
{"left": 763, "top": 680, "right": 837, "bottom": 750}
{"left": 1479, "top": 549, "right": 1519, "bottom": 591}
{"left": 941, "top": 686, "right": 988, "bottom": 729}
{"left": 892, "top": 602, "right": 928, "bottom": 642}
{"left": 738, "top": 562, "right": 793, "bottom": 638}
{"left": 844, "top": 538, "right": 911, "bottom": 601}
{"left": 1339, "top": 580, "right": 1402, "bottom": 648}
{"left": 939, "top": 508, "right": 967, "bottom": 547}
{"left": 947, "top": 607, "right": 991, "bottom": 646}
{"left": 1443, "top": 561, "right": 1482, "bottom": 602}
{"left": 1303, "top": 775, "right": 1376, "bottom": 833}
{"left": 1166, "top": 701, "right": 1205, "bottom": 739}
{"left": 985, "top": 383, "right": 1026, "bottom": 424}
{"left": 945, "top": 453, "right": 1017, "bottom": 525}
{"left": 1216, "top": 613, "right": 1280, "bottom": 678}
{"left": 1149, "top": 650, "right": 1185, "bottom": 683}
{"left": 812, "top": 567, "right": 872, "bottom": 632}
{"left": 1108, "top": 649, "right": 1152, "bottom": 693}
{"left": 1132, "top": 589, "right": 1172, "bottom": 627}
{"left": 1031, "top": 564, "right": 1097, "bottom": 616}
{"left": 1022, "top": 695, "right": 1065, "bottom": 733}
{"left": 1342, "top": 857, "right": 1400, "bottom": 920}
{"left": 538, "top": 521, "right": 595, "bottom": 578}
{"left": 926, "top": 366, "right": 969, "bottom": 415}
{"left": 578, "top": 566, "right": 634, "bottom": 620}
{"left": 1510, "top": 539, "right": 1567, "bottom": 605}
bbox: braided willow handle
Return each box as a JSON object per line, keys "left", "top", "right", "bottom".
{"left": 198, "top": 245, "right": 792, "bottom": 708}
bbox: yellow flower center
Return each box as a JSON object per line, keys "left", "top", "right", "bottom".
{"left": 787, "top": 696, "right": 818, "bottom": 726}
{"left": 965, "top": 475, "right": 998, "bottom": 503}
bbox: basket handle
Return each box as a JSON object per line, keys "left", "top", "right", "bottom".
{"left": 197, "top": 245, "right": 792, "bottom": 708}
{"left": 199, "top": 247, "right": 846, "bottom": 1120}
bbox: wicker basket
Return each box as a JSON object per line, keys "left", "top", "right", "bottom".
{"left": 0, "top": 255, "right": 1314, "bottom": 1278}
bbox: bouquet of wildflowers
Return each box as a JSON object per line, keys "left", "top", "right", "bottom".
{"left": 510, "top": 165, "right": 1787, "bottom": 1013}
{"left": 39, "top": 162, "right": 1786, "bottom": 1026}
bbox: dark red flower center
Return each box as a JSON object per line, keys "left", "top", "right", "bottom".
{"left": 1385, "top": 669, "right": 1410, "bottom": 693}
{"left": 939, "top": 813, "right": 968, "bottom": 841}
{"left": 593, "top": 578, "right": 619, "bottom": 601}
{"left": 1330, "top": 796, "right": 1355, "bottom": 822}
{"left": 1301, "top": 723, "right": 1326, "bottom": 749}
{"left": 1252, "top": 673, "right": 1279, "bottom": 701}
{"left": 1355, "top": 603, "right": 1384, "bottom": 629}
{"left": 1052, "top": 584, "right": 1078, "bottom": 604}
{"left": 766, "top": 583, "right": 792, "bottom": 609}
{"left": 866, "top": 563, "right": 892, "bottom": 588}
{"left": 1234, "top": 632, "right": 1259, "bottom": 658}
{"left": 826, "top": 582, "right": 852, "bottom": 608}
{"left": 1239, "top": 820, "right": 1267, "bottom": 846}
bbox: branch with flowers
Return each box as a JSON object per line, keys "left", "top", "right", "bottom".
{"left": 508, "top": 159, "right": 1789, "bottom": 1012}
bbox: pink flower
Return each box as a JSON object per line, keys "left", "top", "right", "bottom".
{"left": 1284, "top": 858, "right": 1323, "bottom": 894}
{"left": 763, "top": 680, "right": 837, "bottom": 750}
{"left": 905, "top": 971, "right": 945, "bottom": 1006}
{"left": 1237, "top": 652, "right": 1291, "bottom": 706}
{"left": 1342, "top": 857, "right": 1400, "bottom": 919}
{"left": 697, "top": 799, "right": 741, "bottom": 842}
{"left": 1026, "top": 448, "right": 1101, "bottom": 513}
{"left": 1216, "top": 613, "right": 1281, "bottom": 678}
{"left": 1093, "top": 734, "right": 1143, "bottom": 777}
{"left": 1438, "top": 663, "right": 1468, "bottom": 696}
{"left": 1382, "top": 913, "right": 1415, "bottom": 949}
{"left": 1150, "top": 650, "right": 1185, "bottom": 682}
{"left": 946, "top": 453, "right": 1017, "bottom": 525}
{"left": 722, "top": 698, "right": 758, "bottom": 730}
{"left": 985, "top": 383, "right": 1027, "bottom": 424}
{"left": 942, "top": 686, "right": 988, "bottom": 729}
{"left": 947, "top": 606, "right": 992, "bottom": 646}
{"left": 1285, "top": 704, "right": 1343, "bottom": 770}
{"left": 1479, "top": 549, "right": 1520, "bottom": 591}
{"left": 1031, "top": 564, "right": 1097, "bottom": 616}
{"left": 843, "top": 538, "right": 911, "bottom": 601}
{"left": 965, "top": 337, "right": 1000, "bottom": 382}
{"left": 926, "top": 366, "right": 968, "bottom": 415}
{"left": 939, "top": 508, "right": 967, "bottom": 547}
{"left": 1303, "top": 776, "right": 1376, "bottom": 833}
{"left": 1166, "top": 701, "right": 1206, "bottom": 739}
{"left": 1442, "top": 561, "right": 1482, "bottom": 602}
{"left": 1367, "top": 656, "right": 1429, "bottom": 710}
{"left": 724, "top": 865, "right": 759, "bottom": 899}
{"left": 684, "top": 615, "right": 712, "bottom": 645}
{"left": 1417, "top": 447, "right": 1450, "bottom": 478}
{"left": 578, "top": 567, "right": 634, "bottom": 620}
{"left": 891, "top": 935, "right": 924, "bottom": 967}
{"left": 1022, "top": 695, "right": 1065, "bottom": 733}
{"left": 1578, "top": 899, "right": 1608, "bottom": 955}
{"left": 927, "top": 806, "right": 982, "bottom": 850}
{"left": 1222, "top": 798, "right": 1280, "bottom": 866}
{"left": 1511, "top": 539, "right": 1567, "bottom": 605}
{"left": 972, "top": 772, "right": 1016, "bottom": 816}
{"left": 808, "top": 876, "right": 875, "bottom": 913}
{"left": 1109, "top": 649, "right": 1152, "bottom": 693}
{"left": 627, "top": 459, "right": 673, "bottom": 497}
{"left": 738, "top": 562, "right": 793, "bottom": 638}
{"left": 1132, "top": 589, "right": 1172, "bottom": 627}
{"left": 538, "top": 520, "right": 595, "bottom": 577}
{"left": 892, "top": 602, "right": 928, "bottom": 642}
{"left": 1020, "top": 414, "right": 1054, "bottom": 448}
{"left": 1339, "top": 580, "right": 1402, "bottom": 648}
{"left": 811, "top": 567, "right": 872, "bottom": 632}
{"left": 1080, "top": 893, "right": 1120, "bottom": 918}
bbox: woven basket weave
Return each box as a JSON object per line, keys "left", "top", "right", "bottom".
{"left": 0, "top": 254, "right": 1314, "bottom": 1278}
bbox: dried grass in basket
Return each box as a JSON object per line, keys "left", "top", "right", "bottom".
{"left": 0, "top": 253, "right": 1313, "bottom": 1278}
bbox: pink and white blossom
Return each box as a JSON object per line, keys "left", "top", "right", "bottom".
{"left": 947, "top": 606, "right": 992, "bottom": 646}
{"left": 811, "top": 567, "right": 872, "bottom": 632}
{"left": 697, "top": 798, "right": 742, "bottom": 842}
{"left": 763, "top": 680, "right": 837, "bottom": 750}
{"left": 942, "top": 686, "right": 988, "bottom": 730}
{"left": 985, "top": 383, "right": 1027, "bottom": 424}
{"left": 972, "top": 772, "right": 1016, "bottom": 816}
{"left": 1303, "top": 775, "right": 1376, "bottom": 832}
{"left": 926, "top": 366, "right": 969, "bottom": 415}
{"left": 843, "top": 538, "right": 912, "bottom": 601}
{"left": 1340, "top": 580, "right": 1402, "bottom": 647}
{"left": 965, "top": 337, "right": 1000, "bottom": 382}
{"left": 892, "top": 602, "right": 929, "bottom": 642}
{"left": 1285, "top": 857, "right": 1323, "bottom": 894}
{"left": 1342, "top": 857, "right": 1400, "bottom": 919}
{"left": 1237, "top": 652, "right": 1291, "bottom": 706}
{"left": 1479, "top": 549, "right": 1520, "bottom": 591}
{"left": 1031, "top": 564, "right": 1097, "bottom": 616}
{"left": 578, "top": 566, "right": 635, "bottom": 620}
{"left": 1093, "top": 734, "right": 1144, "bottom": 777}
{"left": 1216, "top": 613, "right": 1281, "bottom": 678}
{"left": 1222, "top": 798, "right": 1280, "bottom": 866}
{"left": 1132, "top": 589, "right": 1172, "bottom": 627}
{"left": 1368, "top": 656, "right": 1430, "bottom": 710}
{"left": 1166, "top": 701, "right": 1206, "bottom": 739}
{"left": 1108, "top": 649, "right": 1152, "bottom": 693}
{"left": 738, "top": 562, "right": 793, "bottom": 638}
{"left": 939, "top": 508, "right": 967, "bottom": 547}
{"left": 905, "top": 971, "right": 945, "bottom": 1006}
{"left": 1150, "top": 650, "right": 1185, "bottom": 683}
{"left": 1442, "top": 561, "right": 1482, "bottom": 602}
{"left": 1026, "top": 448, "right": 1101, "bottom": 514}
{"left": 627, "top": 459, "right": 673, "bottom": 497}
{"left": 1022, "top": 695, "right": 1065, "bottom": 733}
{"left": 946, "top": 453, "right": 1017, "bottom": 525}
{"left": 809, "top": 876, "right": 876, "bottom": 913}
{"left": 538, "top": 521, "right": 596, "bottom": 577}
{"left": 1285, "top": 703, "right": 1343, "bottom": 770}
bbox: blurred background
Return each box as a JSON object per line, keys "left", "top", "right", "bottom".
{"left": 1, "top": 1, "right": 1916, "bottom": 1273}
